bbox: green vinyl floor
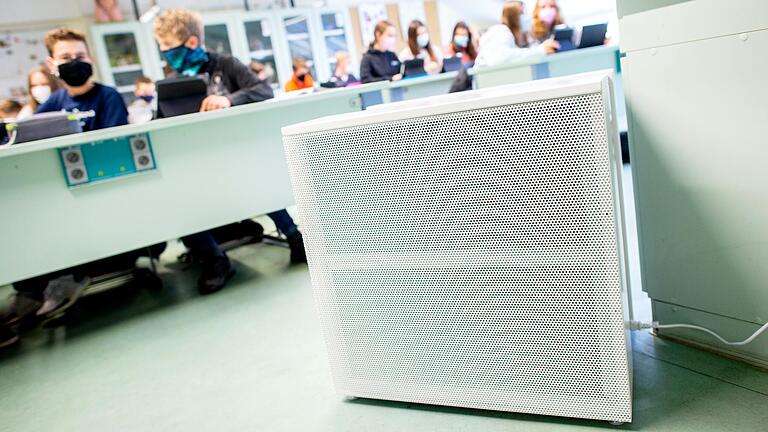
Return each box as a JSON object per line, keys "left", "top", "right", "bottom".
{"left": 1, "top": 238, "right": 767, "bottom": 432}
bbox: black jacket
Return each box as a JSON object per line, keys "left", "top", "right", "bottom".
{"left": 198, "top": 52, "right": 274, "bottom": 105}
{"left": 359, "top": 49, "right": 401, "bottom": 83}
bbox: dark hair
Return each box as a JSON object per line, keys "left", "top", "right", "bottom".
{"left": 0, "top": 99, "right": 23, "bottom": 117}
{"left": 44, "top": 27, "right": 88, "bottom": 56}
{"left": 407, "top": 20, "right": 436, "bottom": 62}
{"left": 370, "top": 20, "right": 394, "bottom": 49}
{"left": 450, "top": 21, "right": 477, "bottom": 60}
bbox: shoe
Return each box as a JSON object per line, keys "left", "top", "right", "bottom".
{"left": 198, "top": 256, "right": 236, "bottom": 295}
{"left": 240, "top": 220, "right": 264, "bottom": 244}
{"left": 36, "top": 275, "right": 91, "bottom": 316}
{"left": 0, "top": 324, "right": 19, "bottom": 349}
{"left": 1, "top": 293, "right": 43, "bottom": 326}
{"left": 288, "top": 231, "right": 307, "bottom": 264}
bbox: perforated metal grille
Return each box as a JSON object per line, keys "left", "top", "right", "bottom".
{"left": 283, "top": 92, "right": 631, "bottom": 423}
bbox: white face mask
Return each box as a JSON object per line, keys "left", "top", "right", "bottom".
{"left": 417, "top": 33, "right": 430, "bottom": 48}
{"left": 31, "top": 85, "right": 52, "bottom": 104}
{"left": 382, "top": 36, "right": 397, "bottom": 52}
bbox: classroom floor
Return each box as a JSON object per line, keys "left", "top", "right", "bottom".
{"left": 1, "top": 166, "right": 767, "bottom": 432}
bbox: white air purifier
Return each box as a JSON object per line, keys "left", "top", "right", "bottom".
{"left": 282, "top": 71, "right": 632, "bottom": 424}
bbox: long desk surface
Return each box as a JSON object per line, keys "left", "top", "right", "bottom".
{"left": 0, "top": 82, "right": 388, "bottom": 286}
{"left": 1, "top": 46, "right": 623, "bottom": 286}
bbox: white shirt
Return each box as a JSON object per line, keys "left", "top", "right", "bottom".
{"left": 398, "top": 46, "right": 444, "bottom": 74}
{"left": 475, "top": 24, "right": 546, "bottom": 67}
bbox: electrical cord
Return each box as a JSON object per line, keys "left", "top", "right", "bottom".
{"left": 629, "top": 320, "right": 768, "bottom": 346}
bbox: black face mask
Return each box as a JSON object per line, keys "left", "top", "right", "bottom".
{"left": 296, "top": 73, "right": 307, "bottom": 82}
{"left": 58, "top": 59, "right": 93, "bottom": 87}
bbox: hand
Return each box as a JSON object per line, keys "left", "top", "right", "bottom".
{"left": 541, "top": 39, "right": 560, "bottom": 55}
{"left": 391, "top": 73, "right": 403, "bottom": 81}
{"left": 199, "top": 95, "right": 232, "bottom": 112}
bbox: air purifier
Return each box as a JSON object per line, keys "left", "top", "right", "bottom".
{"left": 282, "top": 70, "right": 632, "bottom": 424}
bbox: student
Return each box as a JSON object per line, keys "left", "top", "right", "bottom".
{"left": 529, "top": 0, "right": 564, "bottom": 45}
{"left": 0, "top": 99, "right": 22, "bottom": 120}
{"left": 36, "top": 28, "right": 128, "bottom": 130}
{"left": 444, "top": 21, "right": 478, "bottom": 66}
{"left": 360, "top": 20, "right": 402, "bottom": 83}
{"left": 18, "top": 66, "right": 63, "bottom": 118}
{"left": 153, "top": 8, "right": 306, "bottom": 294}
{"left": 127, "top": 76, "right": 156, "bottom": 124}
{"left": 326, "top": 52, "right": 359, "bottom": 88}
{"left": 284, "top": 57, "right": 314, "bottom": 92}
{"left": 475, "top": 2, "right": 559, "bottom": 67}
{"left": 399, "top": 20, "right": 442, "bottom": 74}
{"left": 1, "top": 28, "right": 156, "bottom": 340}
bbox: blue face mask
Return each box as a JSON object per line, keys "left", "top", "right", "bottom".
{"left": 161, "top": 43, "right": 209, "bottom": 76}
{"left": 139, "top": 95, "right": 154, "bottom": 103}
{"left": 453, "top": 35, "right": 469, "bottom": 48}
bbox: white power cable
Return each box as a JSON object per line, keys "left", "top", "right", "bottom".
{"left": 629, "top": 320, "right": 768, "bottom": 346}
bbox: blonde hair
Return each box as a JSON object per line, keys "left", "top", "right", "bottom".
{"left": 44, "top": 28, "right": 88, "bottom": 56}
{"left": 153, "top": 9, "right": 204, "bottom": 43}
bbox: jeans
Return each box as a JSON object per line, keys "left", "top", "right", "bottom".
{"left": 181, "top": 209, "right": 298, "bottom": 260}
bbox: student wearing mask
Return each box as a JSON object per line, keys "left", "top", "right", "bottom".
{"left": 444, "top": 21, "right": 478, "bottom": 66}
{"left": 18, "top": 66, "right": 62, "bottom": 118}
{"left": 326, "top": 51, "right": 359, "bottom": 88}
{"left": 36, "top": 28, "right": 128, "bottom": 130}
{"left": 360, "top": 20, "right": 402, "bottom": 83}
{"left": 1, "top": 28, "right": 158, "bottom": 343}
{"left": 476, "top": 2, "right": 559, "bottom": 67}
{"left": 285, "top": 57, "right": 314, "bottom": 92}
{"left": 530, "top": 0, "right": 564, "bottom": 45}
{"left": 153, "top": 8, "right": 306, "bottom": 294}
{"left": 399, "top": 20, "right": 443, "bottom": 74}
{"left": 127, "top": 76, "right": 156, "bottom": 124}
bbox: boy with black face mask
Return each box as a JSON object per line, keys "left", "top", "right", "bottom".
{"left": 0, "top": 28, "right": 157, "bottom": 346}
{"left": 152, "top": 9, "right": 307, "bottom": 295}
{"left": 37, "top": 28, "right": 128, "bottom": 130}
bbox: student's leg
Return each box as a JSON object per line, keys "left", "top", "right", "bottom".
{"left": 181, "top": 231, "right": 235, "bottom": 294}
{"left": 267, "top": 209, "right": 298, "bottom": 237}
{"left": 267, "top": 210, "right": 306, "bottom": 264}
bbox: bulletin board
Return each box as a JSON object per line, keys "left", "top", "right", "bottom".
{"left": 0, "top": 28, "right": 53, "bottom": 101}
{"left": 358, "top": 4, "right": 388, "bottom": 48}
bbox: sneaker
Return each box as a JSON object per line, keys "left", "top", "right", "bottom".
{"left": 288, "top": 231, "right": 307, "bottom": 264}
{"left": 198, "top": 256, "right": 236, "bottom": 295}
{"left": 1, "top": 293, "right": 43, "bottom": 326}
{"left": 36, "top": 275, "right": 91, "bottom": 316}
{"left": 0, "top": 324, "right": 19, "bottom": 349}
{"left": 240, "top": 220, "right": 264, "bottom": 244}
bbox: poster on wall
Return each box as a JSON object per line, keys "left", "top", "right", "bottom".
{"left": 398, "top": 1, "right": 427, "bottom": 39}
{"left": 0, "top": 29, "right": 52, "bottom": 101}
{"left": 358, "top": 4, "right": 388, "bottom": 48}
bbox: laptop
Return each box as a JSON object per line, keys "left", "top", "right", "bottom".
{"left": 554, "top": 27, "right": 576, "bottom": 52}
{"left": 157, "top": 74, "right": 209, "bottom": 118}
{"left": 402, "top": 58, "right": 427, "bottom": 78}
{"left": 578, "top": 23, "right": 608, "bottom": 49}
{"left": 442, "top": 56, "right": 463, "bottom": 73}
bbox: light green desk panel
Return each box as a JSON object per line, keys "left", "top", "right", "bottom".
{"left": 544, "top": 45, "right": 620, "bottom": 78}
{"left": 388, "top": 72, "right": 458, "bottom": 101}
{"left": 0, "top": 83, "right": 387, "bottom": 286}
{"left": 469, "top": 59, "right": 537, "bottom": 89}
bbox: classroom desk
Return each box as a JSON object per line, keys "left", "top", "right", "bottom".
{"left": 469, "top": 45, "right": 626, "bottom": 130}
{"left": 469, "top": 45, "right": 620, "bottom": 89}
{"left": 0, "top": 82, "right": 388, "bottom": 286}
{"left": 387, "top": 71, "right": 459, "bottom": 102}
